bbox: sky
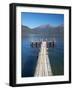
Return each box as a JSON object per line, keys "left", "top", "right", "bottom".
{"left": 21, "top": 12, "right": 64, "bottom": 29}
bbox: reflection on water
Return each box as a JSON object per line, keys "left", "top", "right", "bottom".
{"left": 22, "top": 34, "right": 64, "bottom": 77}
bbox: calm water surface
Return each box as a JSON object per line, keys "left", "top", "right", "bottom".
{"left": 22, "top": 34, "right": 64, "bottom": 77}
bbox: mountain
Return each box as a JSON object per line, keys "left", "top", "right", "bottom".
{"left": 22, "top": 24, "right": 64, "bottom": 38}
{"left": 22, "top": 25, "right": 40, "bottom": 37}
{"left": 34, "top": 24, "right": 52, "bottom": 30}
{"left": 22, "top": 25, "right": 36, "bottom": 37}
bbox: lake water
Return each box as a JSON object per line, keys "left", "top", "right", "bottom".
{"left": 21, "top": 34, "right": 64, "bottom": 77}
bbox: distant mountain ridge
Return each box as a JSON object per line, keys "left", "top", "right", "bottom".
{"left": 33, "top": 24, "right": 53, "bottom": 30}
{"left": 22, "top": 24, "right": 64, "bottom": 38}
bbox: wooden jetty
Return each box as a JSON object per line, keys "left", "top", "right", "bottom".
{"left": 34, "top": 41, "right": 53, "bottom": 77}
{"left": 31, "top": 39, "right": 56, "bottom": 48}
